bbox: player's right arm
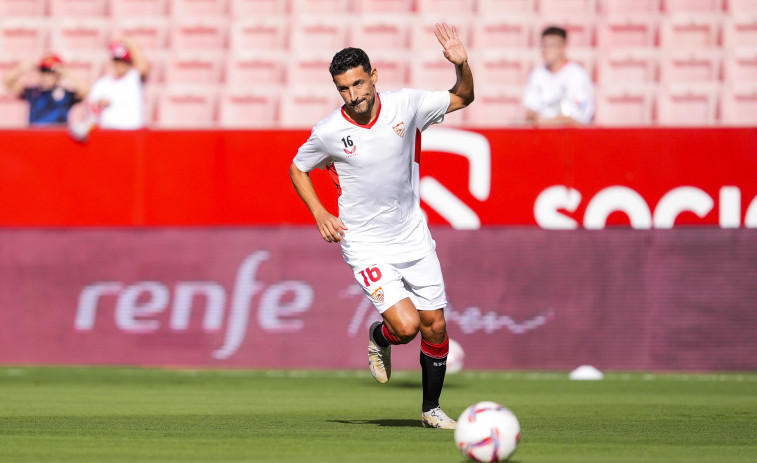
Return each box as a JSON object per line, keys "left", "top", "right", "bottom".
{"left": 289, "top": 162, "right": 347, "bottom": 243}
{"left": 2, "top": 61, "right": 35, "bottom": 98}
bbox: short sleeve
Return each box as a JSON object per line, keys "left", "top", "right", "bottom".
{"left": 293, "top": 129, "right": 333, "bottom": 173}
{"left": 408, "top": 89, "right": 450, "bottom": 132}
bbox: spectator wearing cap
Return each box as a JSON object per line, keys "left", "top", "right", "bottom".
{"left": 87, "top": 37, "right": 149, "bottom": 130}
{"left": 2, "top": 53, "right": 89, "bottom": 126}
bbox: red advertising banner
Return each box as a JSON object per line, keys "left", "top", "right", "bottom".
{"left": 0, "top": 127, "right": 755, "bottom": 228}
{"left": 1, "top": 228, "right": 755, "bottom": 372}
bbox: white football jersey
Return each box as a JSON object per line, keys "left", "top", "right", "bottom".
{"left": 293, "top": 88, "right": 450, "bottom": 268}
{"left": 522, "top": 61, "right": 595, "bottom": 124}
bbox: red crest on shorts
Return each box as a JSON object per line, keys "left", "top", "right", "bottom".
{"left": 393, "top": 122, "right": 405, "bottom": 138}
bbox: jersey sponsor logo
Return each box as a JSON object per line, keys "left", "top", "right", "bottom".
{"left": 371, "top": 287, "right": 385, "bottom": 303}
{"left": 343, "top": 146, "right": 356, "bottom": 156}
{"left": 393, "top": 122, "right": 406, "bottom": 138}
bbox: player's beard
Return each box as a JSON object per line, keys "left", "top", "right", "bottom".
{"left": 350, "top": 92, "right": 375, "bottom": 116}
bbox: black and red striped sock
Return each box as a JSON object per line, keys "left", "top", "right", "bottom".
{"left": 372, "top": 322, "right": 402, "bottom": 347}
{"left": 420, "top": 335, "right": 449, "bottom": 413}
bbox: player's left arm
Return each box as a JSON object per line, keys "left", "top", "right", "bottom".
{"left": 434, "top": 22, "right": 474, "bottom": 114}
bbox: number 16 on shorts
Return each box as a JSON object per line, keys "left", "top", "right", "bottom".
{"left": 355, "top": 265, "right": 386, "bottom": 305}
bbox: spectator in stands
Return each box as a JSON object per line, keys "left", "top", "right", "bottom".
{"left": 523, "top": 26, "right": 595, "bottom": 127}
{"left": 87, "top": 37, "right": 149, "bottom": 130}
{"left": 2, "top": 53, "right": 89, "bottom": 126}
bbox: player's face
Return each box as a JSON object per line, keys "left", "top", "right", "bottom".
{"left": 541, "top": 35, "right": 566, "bottom": 67}
{"left": 333, "top": 66, "right": 378, "bottom": 116}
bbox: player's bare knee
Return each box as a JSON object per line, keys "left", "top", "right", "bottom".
{"left": 393, "top": 324, "right": 420, "bottom": 344}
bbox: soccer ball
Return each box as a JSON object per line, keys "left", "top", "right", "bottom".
{"left": 454, "top": 401, "right": 521, "bottom": 462}
{"left": 446, "top": 338, "right": 465, "bottom": 374}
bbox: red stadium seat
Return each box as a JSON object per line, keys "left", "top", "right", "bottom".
{"left": 720, "top": 84, "right": 757, "bottom": 125}
{"left": 416, "top": 0, "right": 475, "bottom": 14}
{"left": 471, "top": 49, "right": 536, "bottom": 87}
{"left": 50, "top": 18, "right": 109, "bottom": 51}
{"left": 569, "top": 47, "right": 599, "bottom": 80}
{"left": 286, "top": 52, "right": 333, "bottom": 86}
{"left": 535, "top": 16, "right": 596, "bottom": 47}
{"left": 656, "top": 83, "right": 719, "bottom": 125}
{"left": 476, "top": 0, "right": 536, "bottom": 14}
{"left": 111, "top": 17, "right": 169, "bottom": 53}
{"left": 230, "top": 18, "right": 288, "bottom": 51}
{"left": 463, "top": 87, "right": 526, "bottom": 127}
{"left": 723, "top": 48, "right": 757, "bottom": 85}
{"left": 350, "top": 16, "right": 410, "bottom": 50}
{"left": 661, "top": 0, "right": 724, "bottom": 14}
{"left": 290, "top": 0, "right": 351, "bottom": 13}
{"left": 0, "top": 19, "right": 50, "bottom": 55}
{"left": 229, "top": 0, "right": 288, "bottom": 15}
{"left": 659, "top": 50, "right": 721, "bottom": 84}
{"left": 0, "top": 0, "right": 47, "bottom": 16}
{"left": 169, "top": 18, "right": 228, "bottom": 50}
{"left": 289, "top": 17, "right": 349, "bottom": 52}
{"left": 143, "top": 50, "right": 166, "bottom": 83}
{"left": 659, "top": 15, "right": 721, "bottom": 49}
{"left": 596, "top": 16, "right": 659, "bottom": 49}
{"left": 279, "top": 87, "right": 342, "bottom": 128}
{"left": 49, "top": 0, "right": 107, "bottom": 17}
{"left": 594, "top": 85, "right": 655, "bottom": 126}
{"left": 58, "top": 50, "right": 108, "bottom": 83}
{"left": 722, "top": 16, "right": 757, "bottom": 48}
{"left": 598, "top": 0, "right": 661, "bottom": 16}
{"left": 471, "top": 15, "right": 534, "bottom": 50}
{"left": 154, "top": 85, "right": 219, "bottom": 128}
{"left": 596, "top": 48, "right": 659, "bottom": 85}
{"left": 727, "top": 0, "right": 757, "bottom": 14}
{"left": 168, "top": 0, "right": 228, "bottom": 16}
{"left": 369, "top": 50, "right": 410, "bottom": 90}
{"left": 0, "top": 93, "right": 28, "bottom": 128}
{"left": 164, "top": 51, "right": 225, "bottom": 84}
{"left": 410, "top": 16, "right": 472, "bottom": 53}
{"left": 110, "top": 0, "right": 168, "bottom": 16}
{"left": 353, "top": 0, "right": 414, "bottom": 13}
{"left": 225, "top": 51, "right": 286, "bottom": 86}
{"left": 537, "top": 0, "right": 597, "bottom": 14}
{"left": 218, "top": 88, "right": 279, "bottom": 128}
{"left": 409, "top": 51, "right": 459, "bottom": 90}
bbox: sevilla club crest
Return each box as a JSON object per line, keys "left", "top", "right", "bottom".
{"left": 371, "top": 287, "right": 385, "bottom": 303}
{"left": 393, "top": 122, "right": 405, "bottom": 138}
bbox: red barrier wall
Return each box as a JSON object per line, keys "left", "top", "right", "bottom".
{"left": 1, "top": 127, "right": 756, "bottom": 227}
{"left": 1, "top": 228, "right": 755, "bottom": 371}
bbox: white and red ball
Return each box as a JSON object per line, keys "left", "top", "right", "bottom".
{"left": 446, "top": 338, "right": 465, "bottom": 374}
{"left": 454, "top": 401, "right": 521, "bottom": 462}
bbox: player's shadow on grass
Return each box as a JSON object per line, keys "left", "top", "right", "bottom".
{"left": 329, "top": 419, "right": 422, "bottom": 428}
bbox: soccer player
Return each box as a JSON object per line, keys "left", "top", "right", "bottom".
{"left": 289, "top": 22, "right": 473, "bottom": 429}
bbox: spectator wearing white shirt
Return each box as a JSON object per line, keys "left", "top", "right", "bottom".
{"left": 523, "top": 26, "right": 595, "bottom": 127}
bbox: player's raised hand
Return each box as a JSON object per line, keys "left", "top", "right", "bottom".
{"left": 315, "top": 210, "right": 348, "bottom": 243}
{"left": 434, "top": 22, "right": 468, "bottom": 66}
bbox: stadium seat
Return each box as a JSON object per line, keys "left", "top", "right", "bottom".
{"left": 353, "top": 0, "right": 414, "bottom": 13}
{"left": 593, "top": 85, "right": 655, "bottom": 126}
{"left": 727, "top": 0, "right": 757, "bottom": 14}
{"left": 50, "top": 18, "right": 110, "bottom": 51}
{"left": 597, "top": 0, "right": 661, "bottom": 16}
{"left": 569, "top": 47, "right": 598, "bottom": 81}
{"left": 596, "top": 48, "right": 659, "bottom": 85}
{"left": 720, "top": 84, "right": 757, "bottom": 125}
{"left": 476, "top": 0, "right": 536, "bottom": 14}
{"left": 169, "top": 18, "right": 228, "bottom": 50}
{"left": 58, "top": 50, "right": 107, "bottom": 83}
{"left": 0, "top": 0, "right": 47, "bottom": 16}
{"left": 535, "top": 16, "right": 596, "bottom": 47}
{"left": 661, "top": 0, "right": 724, "bottom": 14}
{"left": 111, "top": 17, "right": 169, "bottom": 53}
{"left": 659, "top": 15, "right": 721, "bottom": 49}
{"left": 154, "top": 85, "right": 219, "bottom": 128}
{"left": 596, "top": 16, "right": 659, "bottom": 49}
{"left": 0, "top": 93, "right": 28, "bottom": 128}
{"left": 410, "top": 51, "right": 460, "bottom": 90}
{"left": 164, "top": 51, "right": 225, "bottom": 84}
{"left": 289, "top": 17, "right": 349, "bottom": 52}
{"left": 411, "top": 16, "right": 472, "bottom": 52}
{"left": 168, "top": 0, "right": 228, "bottom": 16}
{"left": 290, "top": 0, "right": 352, "bottom": 13}
{"left": 225, "top": 51, "right": 286, "bottom": 86}
{"left": 144, "top": 50, "right": 166, "bottom": 83}
{"left": 286, "top": 52, "right": 333, "bottom": 86}
{"left": 229, "top": 0, "right": 288, "bottom": 15}
{"left": 0, "top": 19, "right": 50, "bottom": 55}
{"left": 659, "top": 50, "right": 721, "bottom": 84}
{"left": 471, "top": 49, "right": 536, "bottom": 87}
{"left": 230, "top": 18, "right": 288, "bottom": 51}
{"left": 656, "top": 83, "right": 719, "bottom": 125}
{"left": 110, "top": 0, "right": 168, "bottom": 17}
{"left": 471, "top": 15, "right": 534, "bottom": 50}
{"left": 279, "top": 87, "right": 342, "bottom": 128}
{"left": 537, "top": 0, "right": 597, "bottom": 15}
{"left": 416, "top": 0, "right": 475, "bottom": 15}
{"left": 350, "top": 16, "right": 410, "bottom": 50}
{"left": 369, "top": 50, "right": 410, "bottom": 90}
{"left": 463, "top": 87, "right": 526, "bottom": 127}
{"left": 722, "top": 16, "right": 757, "bottom": 48}
{"left": 218, "top": 87, "right": 279, "bottom": 128}
{"left": 723, "top": 48, "right": 757, "bottom": 84}
{"left": 49, "top": 0, "right": 107, "bottom": 16}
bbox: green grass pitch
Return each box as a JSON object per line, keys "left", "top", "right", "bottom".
{"left": 1, "top": 367, "right": 755, "bottom": 462}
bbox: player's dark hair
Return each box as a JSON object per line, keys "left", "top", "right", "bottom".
{"left": 542, "top": 26, "right": 567, "bottom": 41}
{"left": 329, "top": 47, "right": 372, "bottom": 77}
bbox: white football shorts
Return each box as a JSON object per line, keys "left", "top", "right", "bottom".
{"left": 351, "top": 251, "right": 447, "bottom": 314}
